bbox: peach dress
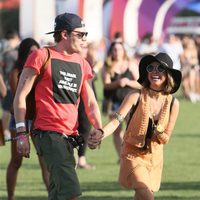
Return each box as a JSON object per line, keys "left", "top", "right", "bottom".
{"left": 119, "top": 89, "right": 173, "bottom": 192}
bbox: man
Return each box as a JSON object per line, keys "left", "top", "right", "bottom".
{"left": 13, "top": 13, "right": 103, "bottom": 200}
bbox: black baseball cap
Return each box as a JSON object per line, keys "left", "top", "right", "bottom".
{"left": 46, "top": 13, "right": 85, "bottom": 34}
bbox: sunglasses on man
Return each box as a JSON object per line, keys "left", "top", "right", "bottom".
{"left": 71, "top": 31, "right": 88, "bottom": 39}
{"left": 146, "top": 64, "right": 166, "bottom": 73}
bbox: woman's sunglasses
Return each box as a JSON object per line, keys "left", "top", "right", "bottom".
{"left": 146, "top": 65, "right": 166, "bottom": 73}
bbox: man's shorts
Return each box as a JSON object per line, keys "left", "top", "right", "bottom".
{"left": 33, "top": 130, "right": 81, "bottom": 200}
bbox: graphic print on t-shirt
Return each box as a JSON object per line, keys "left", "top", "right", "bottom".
{"left": 51, "top": 58, "right": 82, "bottom": 104}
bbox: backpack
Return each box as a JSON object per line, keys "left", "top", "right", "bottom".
{"left": 11, "top": 47, "right": 50, "bottom": 120}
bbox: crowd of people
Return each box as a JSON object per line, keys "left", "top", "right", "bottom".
{"left": 0, "top": 11, "right": 198, "bottom": 200}
{"left": 135, "top": 32, "right": 200, "bottom": 103}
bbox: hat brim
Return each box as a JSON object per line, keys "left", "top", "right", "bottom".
{"left": 137, "top": 55, "right": 182, "bottom": 94}
{"left": 45, "top": 31, "right": 57, "bottom": 34}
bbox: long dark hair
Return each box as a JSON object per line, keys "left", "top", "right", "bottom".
{"left": 104, "top": 41, "right": 129, "bottom": 76}
{"left": 14, "top": 38, "right": 40, "bottom": 71}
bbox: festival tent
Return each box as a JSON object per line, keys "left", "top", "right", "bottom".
{"left": 18, "top": 0, "right": 200, "bottom": 45}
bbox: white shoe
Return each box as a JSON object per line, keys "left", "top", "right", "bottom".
{"left": 189, "top": 92, "right": 197, "bottom": 103}
{"left": 4, "top": 130, "right": 11, "bottom": 141}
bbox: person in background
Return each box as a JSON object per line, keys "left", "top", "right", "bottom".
{"left": 85, "top": 42, "right": 103, "bottom": 98}
{"left": 102, "top": 41, "right": 141, "bottom": 162}
{"left": 7, "top": 38, "right": 49, "bottom": 200}
{"left": 88, "top": 52, "right": 182, "bottom": 200}
{"left": 181, "top": 36, "right": 200, "bottom": 103}
{"left": 77, "top": 44, "right": 94, "bottom": 169}
{"left": 0, "top": 68, "right": 7, "bottom": 146}
{"left": 112, "top": 31, "right": 135, "bottom": 59}
{"left": 77, "top": 42, "right": 103, "bottom": 170}
{"left": 0, "top": 68, "right": 7, "bottom": 98}
{"left": 13, "top": 13, "right": 102, "bottom": 200}
{"left": 1, "top": 30, "right": 20, "bottom": 140}
{"left": 136, "top": 32, "right": 159, "bottom": 57}
{"left": 160, "top": 34, "right": 183, "bottom": 71}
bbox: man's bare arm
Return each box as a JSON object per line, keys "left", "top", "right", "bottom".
{"left": 81, "top": 79, "right": 102, "bottom": 129}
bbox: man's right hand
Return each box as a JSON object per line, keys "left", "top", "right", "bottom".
{"left": 17, "top": 134, "right": 30, "bottom": 158}
{"left": 87, "top": 129, "right": 104, "bottom": 149}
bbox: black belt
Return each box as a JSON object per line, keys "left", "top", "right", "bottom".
{"left": 62, "top": 134, "right": 85, "bottom": 149}
{"left": 32, "top": 129, "right": 85, "bottom": 149}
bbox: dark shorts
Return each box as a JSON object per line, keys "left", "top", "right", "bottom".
{"left": 33, "top": 130, "right": 81, "bottom": 200}
{"left": 112, "top": 101, "right": 121, "bottom": 112}
{"left": 2, "top": 90, "right": 13, "bottom": 111}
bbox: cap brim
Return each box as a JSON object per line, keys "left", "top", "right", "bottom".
{"left": 45, "top": 31, "right": 56, "bottom": 34}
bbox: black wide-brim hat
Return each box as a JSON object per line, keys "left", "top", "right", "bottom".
{"left": 137, "top": 52, "right": 182, "bottom": 94}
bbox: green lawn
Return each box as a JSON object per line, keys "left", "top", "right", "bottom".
{"left": 1, "top": 85, "right": 200, "bottom": 199}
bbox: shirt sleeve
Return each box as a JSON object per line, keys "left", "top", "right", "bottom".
{"left": 82, "top": 58, "right": 93, "bottom": 81}
{"left": 24, "top": 48, "right": 47, "bottom": 75}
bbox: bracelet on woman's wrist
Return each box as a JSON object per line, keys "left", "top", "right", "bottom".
{"left": 114, "top": 112, "right": 124, "bottom": 124}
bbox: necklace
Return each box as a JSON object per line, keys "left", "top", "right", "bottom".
{"left": 149, "top": 87, "right": 163, "bottom": 93}
{"left": 150, "top": 105, "right": 157, "bottom": 130}
{"left": 149, "top": 95, "right": 166, "bottom": 128}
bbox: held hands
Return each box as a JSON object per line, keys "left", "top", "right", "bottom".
{"left": 16, "top": 133, "right": 30, "bottom": 158}
{"left": 87, "top": 128, "right": 104, "bottom": 149}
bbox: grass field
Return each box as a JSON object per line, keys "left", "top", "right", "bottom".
{"left": 1, "top": 82, "right": 200, "bottom": 199}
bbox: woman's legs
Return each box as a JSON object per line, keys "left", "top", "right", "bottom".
{"left": 134, "top": 188, "right": 154, "bottom": 200}
{"left": 6, "top": 130, "right": 23, "bottom": 200}
{"left": 129, "top": 164, "right": 155, "bottom": 200}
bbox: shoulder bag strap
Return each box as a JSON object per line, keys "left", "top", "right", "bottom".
{"left": 126, "top": 90, "right": 141, "bottom": 128}
{"left": 170, "top": 96, "right": 175, "bottom": 112}
{"left": 34, "top": 47, "right": 50, "bottom": 84}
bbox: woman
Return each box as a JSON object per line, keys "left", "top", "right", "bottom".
{"left": 181, "top": 36, "right": 200, "bottom": 102}
{"left": 0, "top": 69, "right": 7, "bottom": 146}
{"left": 7, "top": 38, "right": 49, "bottom": 200}
{"left": 89, "top": 52, "right": 182, "bottom": 199}
{"left": 0, "top": 71, "right": 7, "bottom": 98}
{"left": 102, "top": 41, "right": 141, "bottom": 161}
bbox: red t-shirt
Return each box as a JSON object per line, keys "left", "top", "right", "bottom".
{"left": 24, "top": 47, "right": 93, "bottom": 135}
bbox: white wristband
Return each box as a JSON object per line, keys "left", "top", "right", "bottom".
{"left": 16, "top": 122, "right": 26, "bottom": 129}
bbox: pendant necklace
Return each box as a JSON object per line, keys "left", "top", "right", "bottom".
{"left": 150, "top": 96, "right": 165, "bottom": 129}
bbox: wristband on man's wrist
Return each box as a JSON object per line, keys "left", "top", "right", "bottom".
{"left": 16, "top": 122, "right": 26, "bottom": 129}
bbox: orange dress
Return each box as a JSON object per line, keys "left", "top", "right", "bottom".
{"left": 119, "top": 141, "right": 163, "bottom": 192}
{"left": 118, "top": 89, "right": 173, "bottom": 192}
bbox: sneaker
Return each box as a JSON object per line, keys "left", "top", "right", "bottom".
{"left": 4, "top": 130, "right": 11, "bottom": 141}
